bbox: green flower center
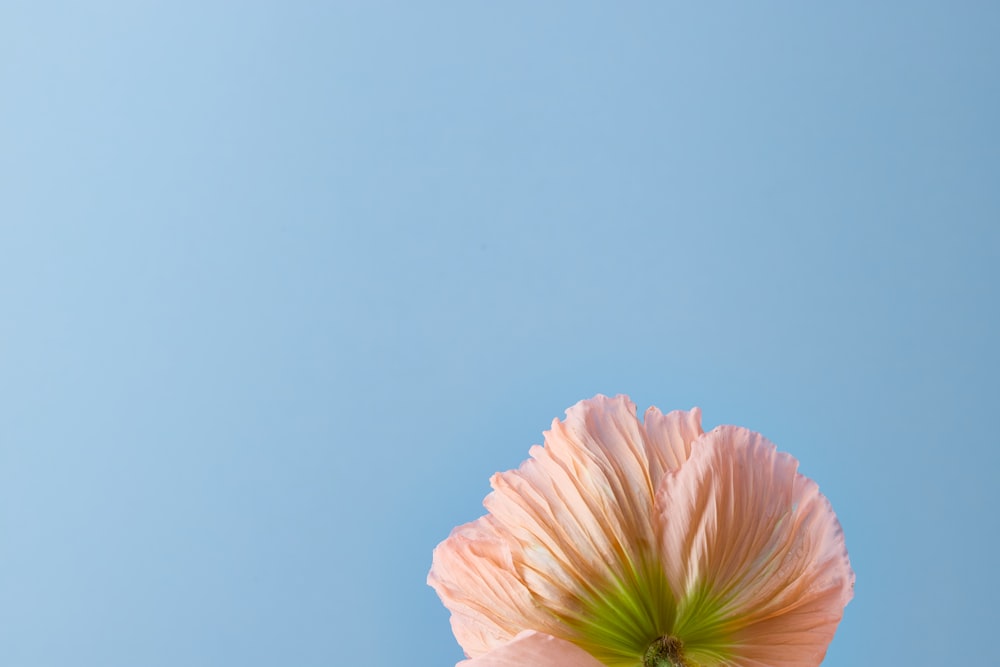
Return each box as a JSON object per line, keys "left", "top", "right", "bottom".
{"left": 561, "top": 567, "right": 732, "bottom": 666}
{"left": 643, "top": 636, "right": 687, "bottom": 667}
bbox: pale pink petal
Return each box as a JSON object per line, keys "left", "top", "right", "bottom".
{"left": 641, "top": 405, "right": 703, "bottom": 486}
{"left": 457, "top": 631, "right": 606, "bottom": 667}
{"left": 429, "top": 396, "right": 704, "bottom": 661}
{"left": 656, "top": 426, "right": 854, "bottom": 667}
{"left": 428, "top": 516, "right": 545, "bottom": 657}
{"left": 485, "top": 395, "right": 658, "bottom": 592}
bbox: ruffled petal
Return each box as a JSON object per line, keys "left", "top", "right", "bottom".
{"left": 641, "top": 405, "right": 703, "bottom": 487}
{"left": 430, "top": 396, "right": 704, "bottom": 665}
{"left": 428, "top": 516, "right": 545, "bottom": 657}
{"left": 655, "top": 426, "right": 854, "bottom": 667}
{"left": 457, "top": 631, "right": 606, "bottom": 667}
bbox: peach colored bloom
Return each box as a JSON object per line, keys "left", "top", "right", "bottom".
{"left": 429, "top": 395, "right": 853, "bottom": 667}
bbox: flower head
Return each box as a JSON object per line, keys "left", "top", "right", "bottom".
{"left": 429, "top": 395, "right": 854, "bottom": 667}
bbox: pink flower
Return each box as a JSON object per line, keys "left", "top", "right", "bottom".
{"left": 429, "top": 395, "right": 854, "bottom": 667}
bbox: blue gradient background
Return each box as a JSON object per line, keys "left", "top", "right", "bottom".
{"left": 2, "top": 3, "right": 997, "bottom": 666}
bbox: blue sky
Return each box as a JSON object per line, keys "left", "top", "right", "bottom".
{"left": 1, "top": 2, "right": 998, "bottom": 666}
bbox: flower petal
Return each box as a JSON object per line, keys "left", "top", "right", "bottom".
{"left": 457, "top": 631, "right": 606, "bottom": 667}
{"left": 428, "top": 516, "right": 543, "bottom": 658}
{"left": 429, "top": 396, "right": 704, "bottom": 664}
{"left": 655, "top": 426, "right": 854, "bottom": 667}
{"left": 641, "top": 405, "right": 704, "bottom": 486}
